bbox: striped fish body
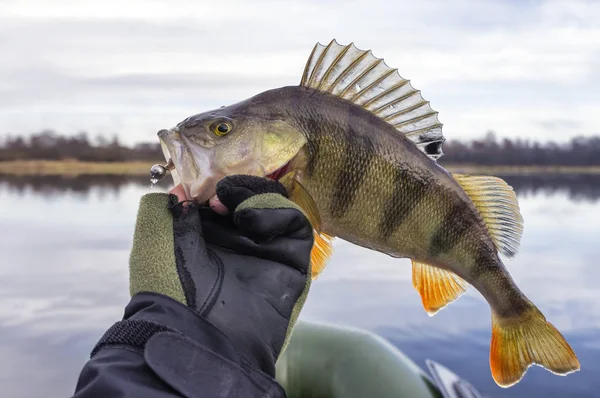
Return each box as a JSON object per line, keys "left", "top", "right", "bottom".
{"left": 272, "top": 85, "right": 534, "bottom": 319}
{"left": 261, "top": 86, "right": 528, "bottom": 320}
{"left": 282, "top": 87, "right": 491, "bottom": 269}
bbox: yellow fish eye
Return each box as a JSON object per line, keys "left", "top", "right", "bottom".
{"left": 212, "top": 122, "right": 232, "bottom": 137}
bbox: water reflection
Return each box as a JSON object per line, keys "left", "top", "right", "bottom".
{"left": 0, "top": 174, "right": 168, "bottom": 199}
{"left": 1, "top": 173, "right": 599, "bottom": 398}
{"left": 502, "top": 174, "right": 600, "bottom": 202}
{"left": 383, "top": 328, "right": 600, "bottom": 398}
{"left": 2, "top": 172, "right": 600, "bottom": 201}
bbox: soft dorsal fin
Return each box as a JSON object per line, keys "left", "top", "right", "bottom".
{"left": 300, "top": 39, "right": 445, "bottom": 160}
{"left": 453, "top": 174, "right": 524, "bottom": 258}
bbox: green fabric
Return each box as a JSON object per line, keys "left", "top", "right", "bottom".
{"left": 236, "top": 193, "right": 306, "bottom": 216}
{"left": 129, "top": 193, "right": 186, "bottom": 305}
{"left": 281, "top": 264, "right": 312, "bottom": 355}
{"left": 236, "top": 193, "right": 313, "bottom": 355}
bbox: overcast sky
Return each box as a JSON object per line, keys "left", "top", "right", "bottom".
{"left": 1, "top": 0, "right": 599, "bottom": 145}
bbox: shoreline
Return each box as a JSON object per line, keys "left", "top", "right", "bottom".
{"left": 1, "top": 160, "right": 600, "bottom": 176}
{"left": 440, "top": 164, "right": 600, "bottom": 175}
{"left": 0, "top": 160, "right": 159, "bottom": 176}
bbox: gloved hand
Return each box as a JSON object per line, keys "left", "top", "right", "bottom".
{"left": 127, "top": 175, "right": 313, "bottom": 377}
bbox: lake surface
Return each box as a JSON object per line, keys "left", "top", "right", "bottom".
{"left": 1, "top": 174, "right": 599, "bottom": 398}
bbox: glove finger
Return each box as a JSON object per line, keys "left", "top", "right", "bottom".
{"left": 216, "top": 175, "right": 288, "bottom": 213}
{"left": 233, "top": 195, "right": 313, "bottom": 273}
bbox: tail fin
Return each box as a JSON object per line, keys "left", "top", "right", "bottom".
{"left": 490, "top": 308, "right": 580, "bottom": 387}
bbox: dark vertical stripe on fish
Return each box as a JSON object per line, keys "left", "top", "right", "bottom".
{"left": 306, "top": 135, "right": 320, "bottom": 177}
{"left": 330, "top": 132, "right": 374, "bottom": 219}
{"left": 379, "top": 168, "right": 428, "bottom": 239}
{"left": 297, "top": 115, "right": 321, "bottom": 177}
{"left": 428, "top": 199, "right": 472, "bottom": 257}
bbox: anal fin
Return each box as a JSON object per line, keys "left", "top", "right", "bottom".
{"left": 412, "top": 260, "right": 468, "bottom": 316}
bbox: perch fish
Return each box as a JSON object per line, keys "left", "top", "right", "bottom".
{"left": 153, "top": 40, "right": 580, "bottom": 387}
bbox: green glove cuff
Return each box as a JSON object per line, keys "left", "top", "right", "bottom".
{"left": 235, "top": 192, "right": 306, "bottom": 215}
{"left": 281, "top": 265, "right": 311, "bottom": 355}
{"left": 129, "top": 193, "right": 186, "bottom": 304}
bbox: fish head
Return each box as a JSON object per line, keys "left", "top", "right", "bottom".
{"left": 158, "top": 101, "right": 307, "bottom": 202}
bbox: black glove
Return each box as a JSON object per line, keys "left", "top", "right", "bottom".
{"left": 127, "top": 175, "right": 314, "bottom": 376}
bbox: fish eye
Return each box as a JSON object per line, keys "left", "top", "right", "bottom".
{"left": 211, "top": 121, "right": 232, "bottom": 137}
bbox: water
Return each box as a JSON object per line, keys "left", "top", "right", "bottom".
{"left": 1, "top": 174, "right": 599, "bottom": 398}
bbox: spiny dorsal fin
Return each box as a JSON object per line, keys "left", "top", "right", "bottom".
{"left": 453, "top": 174, "right": 524, "bottom": 258}
{"left": 412, "top": 260, "right": 468, "bottom": 316}
{"left": 300, "top": 39, "right": 445, "bottom": 160}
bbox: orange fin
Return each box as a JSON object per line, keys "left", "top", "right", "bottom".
{"left": 412, "top": 260, "right": 468, "bottom": 316}
{"left": 310, "top": 232, "right": 334, "bottom": 279}
{"left": 280, "top": 173, "right": 335, "bottom": 279}
{"left": 490, "top": 308, "right": 580, "bottom": 387}
{"left": 280, "top": 173, "right": 322, "bottom": 229}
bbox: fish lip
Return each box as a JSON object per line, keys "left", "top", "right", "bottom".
{"left": 157, "top": 131, "right": 176, "bottom": 170}
{"left": 157, "top": 127, "right": 201, "bottom": 190}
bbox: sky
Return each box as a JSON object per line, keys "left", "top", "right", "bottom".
{"left": 1, "top": 0, "right": 599, "bottom": 146}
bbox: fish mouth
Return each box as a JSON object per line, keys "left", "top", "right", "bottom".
{"left": 157, "top": 127, "right": 298, "bottom": 200}
{"left": 157, "top": 128, "right": 203, "bottom": 197}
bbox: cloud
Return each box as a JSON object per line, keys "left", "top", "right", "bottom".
{"left": 0, "top": 0, "right": 599, "bottom": 144}
{"left": 537, "top": 119, "right": 584, "bottom": 132}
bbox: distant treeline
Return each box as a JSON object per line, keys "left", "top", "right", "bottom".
{"left": 441, "top": 131, "right": 600, "bottom": 166}
{"left": 0, "top": 130, "right": 162, "bottom": 162}
{"left": 1, "top": 130, "right": 599, "bottom": 166}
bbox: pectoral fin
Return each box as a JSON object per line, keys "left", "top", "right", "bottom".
{"left": 280, "top": 173, "right": 334, "bottom": 279}
{"left": 412, "top": 260, "right": 468, "bottom": 316}
{"left": 310, "top": 232, "right": 334, "bottom": 279}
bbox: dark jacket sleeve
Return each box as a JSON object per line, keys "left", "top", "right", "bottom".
{"left": 72, "top": 293, "right": 286, "bottom": 398}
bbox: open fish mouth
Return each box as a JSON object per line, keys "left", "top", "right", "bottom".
{"left": 157, "top": 128, "right": 207, "bottom": 200}
{"left": 157, "top": 131, "right": 182, "bottom": 185}
{"left": 156, "top": 128, "right": 297, "bottom": 201}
